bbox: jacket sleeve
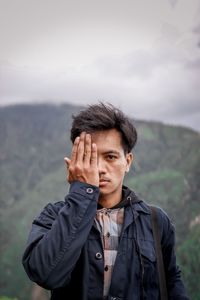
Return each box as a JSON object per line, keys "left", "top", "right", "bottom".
{"left": 159, "top": 209, "right": 190, "bottom": 300}
{"left": 22, "top": 181, "right": 99, "bottom": 290}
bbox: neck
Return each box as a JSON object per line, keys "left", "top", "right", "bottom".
{"left": 98, "top": 191, "right": 122, "bottom": 208}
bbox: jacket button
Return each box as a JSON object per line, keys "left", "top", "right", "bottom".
{"left": 95, "top": 252, "right": 102, "bottom": 259}
{"left": 86, "top": 187, "right": 93, "bottom": 194}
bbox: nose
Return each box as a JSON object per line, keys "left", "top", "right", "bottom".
{"left": 97, "top": 157, "right": 106, "bottom": 174}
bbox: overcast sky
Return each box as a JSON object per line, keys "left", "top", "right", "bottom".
{"left": 0, "top": 0, "right": 200, "bottom": 131}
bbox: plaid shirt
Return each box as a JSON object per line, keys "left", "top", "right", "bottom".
{"left": 95, "top": 207, "right": 125, "bottom": 298}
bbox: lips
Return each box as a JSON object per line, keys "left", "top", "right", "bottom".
{"left": 99, "top": 178, "right": 110, "bottom": 183}
{"left": 99, "top": 179, "right": 110, "bottom": 187}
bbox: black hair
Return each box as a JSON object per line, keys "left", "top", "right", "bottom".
{"left": 70, "top": 102, "right": 137, "bottom": 153}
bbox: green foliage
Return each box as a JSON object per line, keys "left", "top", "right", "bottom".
{"left": 0, "top": 297, "right": 18, "bottom": 300}
{"left": 0, "top": 103, "right": 199, "bottom": 299}
{"left": 177, "top": 225, "right": 200, "bottom": 300}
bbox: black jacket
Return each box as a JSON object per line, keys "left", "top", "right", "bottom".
{"left": 22, "top": 181, "right": 189, "bottom": 299}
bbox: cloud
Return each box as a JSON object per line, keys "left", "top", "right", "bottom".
{"left": 185, "top": 57, "right": 200, "bottom": 69}
{"left": 1, "top": 53, "right": 199, "bottom": 132}
{"left": 0, "top": 0, "right": 200, "bottom": 132}
{"left": 93, "top": 20, "right": 200, "bottom": 79}
{"left": 193, "top": 24, "right": 200, "bottom": 48}
{"left": 94, "top": 48, "right": 182, "bottom": 80}
{"left": 168, "top": 0, "right": 179, "bottom": 8}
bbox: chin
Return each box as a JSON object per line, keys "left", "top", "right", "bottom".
{"left": 99, "top": 187, "right": 110, "bottom": 195}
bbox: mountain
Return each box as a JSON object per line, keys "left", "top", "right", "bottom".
{"left": 0, "top": 103, "right": 199, "bottom": 299}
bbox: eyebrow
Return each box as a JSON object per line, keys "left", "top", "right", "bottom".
{"left": 102, "top": 150, "right": 120, "bottom": 155}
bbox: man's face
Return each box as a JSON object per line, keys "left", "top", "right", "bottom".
{"left": 91, "top": 129, "right": 133, "bottom": 205}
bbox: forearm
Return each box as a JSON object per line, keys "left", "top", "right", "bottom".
{"left": 22, "top": 181, "right": 99, "bottom": 289}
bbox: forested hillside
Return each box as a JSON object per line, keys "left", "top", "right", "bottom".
{"left": 0, "top": 103, "right": 199, "bottom": 299}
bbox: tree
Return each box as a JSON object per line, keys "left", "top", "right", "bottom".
{"left": 177, "top": 223, "right": 200, "bottom": 300}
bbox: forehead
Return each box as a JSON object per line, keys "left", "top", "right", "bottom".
{"left": 91, "top": 129, "right": 123, "bottom": 151}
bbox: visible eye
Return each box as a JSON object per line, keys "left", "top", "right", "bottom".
{"left": 106, "top": 155, "right": 117, "bottom": 161}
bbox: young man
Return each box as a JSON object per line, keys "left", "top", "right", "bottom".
{"left": 22, "top": 103, "right": 189, "bottom": 299}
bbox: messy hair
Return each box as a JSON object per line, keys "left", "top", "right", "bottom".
{"left": 70, "top": 102, "right": 137, "bottom": 153}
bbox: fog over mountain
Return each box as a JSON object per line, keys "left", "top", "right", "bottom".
{"left": 0, "top": 103, "right": 200, "bottom": 299}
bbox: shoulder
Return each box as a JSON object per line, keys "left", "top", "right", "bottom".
{"left": 147, "top": 204, "right": 175, "bottom": 247}
{"left": 131, "top": 195, "right": 175, "bottom": 243}
{"left": 133, "top": 193, "right": 172, "bottom": 227}
{"left": 143, "top": 201, "right": 174, "bottom": 230}
{"left": 130, "top": 192, "right": 169, "bottom": 224}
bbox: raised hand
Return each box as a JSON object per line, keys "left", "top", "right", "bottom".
{"left": 64, "top": 132, "right": 99, "bottom": 187}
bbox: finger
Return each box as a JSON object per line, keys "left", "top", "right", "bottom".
{"left": 71, "top": 136, "right": 80, "bottom": 164}
{"left": 64, "top": 157, "right": 71, "bottom": 168}
{"left": 90, "top": 143, "right": 98, "bottom": 166}
{"left": 64, "top": 158, "right": 71, "bottom": 183}
{"left": 84, "top": 133, "right": 92, "bottom": 164}
{"left": 77, "top": 132, "right": 86, "bottom": 163}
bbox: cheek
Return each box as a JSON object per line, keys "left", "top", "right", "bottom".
{"left": 110, "top": 162, "right": 127, "bottom": 175}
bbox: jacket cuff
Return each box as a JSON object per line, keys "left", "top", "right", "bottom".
{"left": 68, "top": 180, "right": 100, "bottom": 200}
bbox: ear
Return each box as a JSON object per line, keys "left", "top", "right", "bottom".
{"left": 125, "top": 153, "right": 133, "bottom": 172}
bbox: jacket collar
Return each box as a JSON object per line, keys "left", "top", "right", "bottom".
{"left": 123, "top": 185, "right": 151, "bottom": 215}
{"left": 97, "top": 185, "right": 150, "bottom": 215}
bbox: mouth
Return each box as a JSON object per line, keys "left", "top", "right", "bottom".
{"left": 99, "top": 179, "right": 110, "bottom": 187}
